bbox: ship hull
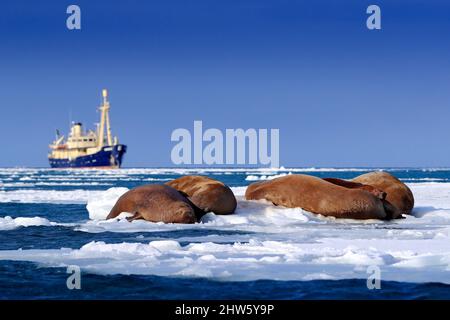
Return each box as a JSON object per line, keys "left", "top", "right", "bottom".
{"left": 49, "top": 145, "right": 127, "bottom": 169}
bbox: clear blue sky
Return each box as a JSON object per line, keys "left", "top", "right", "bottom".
{"left": 0, "top": 0, "right": 449, "bottom": 167}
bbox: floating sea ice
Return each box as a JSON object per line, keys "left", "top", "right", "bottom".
{"left": 86, "top": 187, "right": 129, "bottom": 220}
{"left": 0, "top": 189, "right": 97, "bottom": 204}
{"left": 1, "top": 238, "right": 450, "bottom": 283}
{"left": 245, "top": 172, "right": 291, "bottom": 181}
{"left": 0, "top": 216, "right": 55, "bottom": 230}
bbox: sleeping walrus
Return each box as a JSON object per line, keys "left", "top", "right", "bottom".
{"left": 245, "top": 174, "right": 401, "bottom": 220}
{"left": 351, "top": 171, "right": 414, "bottom": 215}
{"left": 106, "top": 184, "right": 200, "bottom": 223}
{"left": 166, "top": 175, "right": 237, "bottom": 215}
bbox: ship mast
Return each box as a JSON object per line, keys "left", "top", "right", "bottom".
{"left": 98, "top": 89, "right": 113, "bottom": 148}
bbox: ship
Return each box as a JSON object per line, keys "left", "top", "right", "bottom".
{"left": 48, "top": 89, "right": 127, "bottom": 169}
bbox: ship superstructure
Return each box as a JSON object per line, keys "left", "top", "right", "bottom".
{"left": 48, "top": 89, "right": 126, "bottom": 168}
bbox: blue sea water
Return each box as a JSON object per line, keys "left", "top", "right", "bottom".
{"left": 0, "top": 167, "right": 450, "bottom": 299}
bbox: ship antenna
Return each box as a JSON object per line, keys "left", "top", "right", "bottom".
{"left": 98, "top": 89, "right": 113, "bottom": 148}
{"left": 69, "top": 108, "right": 72, "bottom": 130}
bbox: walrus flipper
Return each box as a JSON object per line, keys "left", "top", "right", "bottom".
{"left": 381, "top": 199, "right": 402, "bottom": 220}
{"left": 126, "top": 212, "right": 143, "bottom": 222}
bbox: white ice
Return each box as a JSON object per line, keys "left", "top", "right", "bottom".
{"left": 0, "top": 189, "right": 99, "bottom": 204}
{"left": 0, "top": 216, "right": 59, "bottom": 230}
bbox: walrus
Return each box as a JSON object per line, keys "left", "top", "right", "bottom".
{"left": 106, "top": 184, "right": 198, "bottom": 223}
{"left": 166, "top": 175, "right": 237, "bottom": 215}
{"left": 351, "top": 171, "right": 414, "bottom": 215}
{"left": 245, "top": 174, "right": 400, "bottom": 220}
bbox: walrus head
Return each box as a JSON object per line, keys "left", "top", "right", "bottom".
{"left": 168, "top": 201, "right": 198, "bottom": 224}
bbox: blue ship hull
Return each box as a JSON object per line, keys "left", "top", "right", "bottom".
{"left": 49, "top": 145, "right": 127, "bottom": 168}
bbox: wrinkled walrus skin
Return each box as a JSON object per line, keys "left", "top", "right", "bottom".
{"left": 106, "top": 184, "right": 197, "bottom": 223}
{"left": 322, "top": 178, "right": 387, "bottom": 200}
{"left": 352, "top": 171, "right": 414, "bottom": 215}
{"left": 166, "top": 175, "right": 237, "bottom": 215}
{"left": 245, "top": 174, "right": 400, "bottom": 220}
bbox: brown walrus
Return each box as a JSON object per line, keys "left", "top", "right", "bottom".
{"left": 166, "top": 175, "right": 237, "bottom": 215}
{"left": 245, "top": 174, "right": 400, "bottom": 220}
{"left": 106, "top": 184, "right": 198, "bottom": 223}
{"left": 351, "top": 171, "right": 414, "bottom": 215}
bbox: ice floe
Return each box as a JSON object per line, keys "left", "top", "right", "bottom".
{"left": 0, "top": 216, "right": 58, "bottom": 230}
{"left": 0, "top": 189, "right": 99, "bottom": 204}
{"left": 0, "top": 237, "right": 449, "bottom": 283}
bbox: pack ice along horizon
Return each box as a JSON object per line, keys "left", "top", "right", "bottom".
{"left": 48, "top": 89, "right": 127, "bottom": 168}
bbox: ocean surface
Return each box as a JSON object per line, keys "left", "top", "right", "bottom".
{"left": 1, "top": 167, "right": 450, "bottom": 300}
